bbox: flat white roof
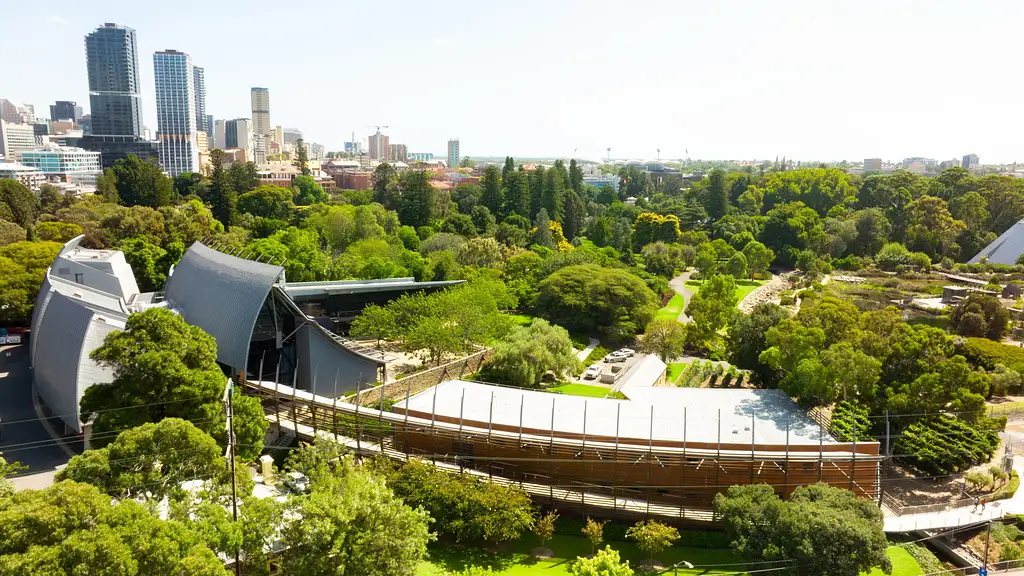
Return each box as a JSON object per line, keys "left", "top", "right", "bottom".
{"left": 395, "top": 380, "right": 839, "bottom": 447}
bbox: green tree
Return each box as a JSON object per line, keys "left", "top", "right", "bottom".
{"left": 0, "top": 481, "right": 231, "bottom": 576}
{"left": 237, "top": 184, "right": 294, "bottom": 219}
{"left": 626, "top": 520, "right": 679, "bottom": 566}
{"left": 905, "top": 195, "right": 966, "bottom": 258}
{"left": 535, "top": 511, "right": 559, "bottom": 550}
{"left": 503, "top": 169, "right": 531, "bottom": 219}
{"left": 35, "top": 221, "right": 83, "bottom": 243}
{"left": 96, "top": 167, "right": 119, "bottom": 202}
{"left": 563, "top": 189, "right": 586, "bottom": 241}
{"left": 685, "top": 274, "right": 738, "bottom": 348}
{"left": 81, "top": 308, "right": 265, "bottom": 459}
{"left": 950, "top": 293, "right": 1010, "bottom": 341}
{"left": 457, "top": 236, "right": 504, "bottom": 268}
{"left": 641, "top": 241, "right": 683, "bottom": 277}
{"left": 571, "top": 546, "right": 634, "bottom": 576}
{"left": 581, "top": 518, "right": 608, "bottom": 554}
{"left": 173, "top": 171, "right": 205, "bottom": 199}
{"left": 227, "top": 161, "right": 260, "bottom": 194}
{"left": 532, "top": 208, "right": 555, "bottom": 249}
{"left": 118, "top": 236, "right": 169, "bottom": 291}
{"left": 281, "top": 464, "right": 432, "bottom": 576}
{"left": 727, "top": 303, "right": 789, "bottom": 385}
{"left": 398, "top": 170, "right": 444, "bottom": 228}
{"left": 482, "top": 319, "right": 581, "bottom": 387}
{"left": 727, "top": 251, "right": 748, "bottom": 279}
{"left": 875, "top": 242, "right": 911, "bottom": 271}
{"left": 292, "top": 175, "right": 327, "bottom": 205}
{"left": 387, "top": 459, "right": 534, "bottom": 545}
{"left": 714, "top": 484, "right": 890, "bottom": 576}
{"left": 741, "top": 240, "right": 774, "bottom": 277}
{"left": 502, "top": 156, "right": 515, "bottom": 182}
{"left": 111, "top": 154, "right": 174, "bottom": 208}
{"left": 537, "top": 264, "right": 659, "bottom": 340}
{"left": 208, "top": 149, "right": 237, "bottom": 226}
{"left": 693, "top": 245, "right": 718, "bottom": 280}
{"left": 0, "top": 240, "right": 63, "bottom": 325}
{"left": 371, "top": 162, "right": 399, "bottom": 208}
{"left": 481, "top": 165, "right": 503, "bottom": 214}
{"left": 569, "top": 159, "right": 584, "bottom": 193}
{"left": 0, "top": 179, "right": 40, "bottom": 228}
{"left": 56, "top": 418, "right": 224, "bottom": 501}
{"left": 350, "top": 304, "right": 398, "bottom": 347}
{"left": 542, "top": 163, "right": 566, "bottom": 221}
{"left": 703, "top": 168, "right": 729, "bottom": 221}
{"left": 0, "top": 220, "right": 25, "bottom": 246}
{"left": 639, "top": 318, "right": 688, "bottom": 361}
{"left": 292, "top": 138, "right": 310, "bottom": 175}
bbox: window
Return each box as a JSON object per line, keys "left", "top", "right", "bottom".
{"left": 74, "top": 273, "right": 83, "bottom": 284}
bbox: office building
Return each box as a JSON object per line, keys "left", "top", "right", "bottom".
{"left": 408, "top": 152, "right": 434, "bottom": 162}
{"left": 368, "top": 132, "right": 389, "bottom": 161}
{"left": 0, "top": 121, "right": 37, "bottom": 160}
{"left": 214, "top": 119, "right": 226, "bottom": 150}
{"left": 344, "top": 141, "right": 363, "bottom": 155}
{"left": 17, "top": 148, "right": 102, "bottom": 186}
{"left": 863, "top": 158, "right": 883, "bottom": 172}
{"left": 283, "top": 127, "right": 302, "bottom": 144}
{"left": 224, "top": 118, "right": 253, "bottom": 158}
{"left": 79, "top": 23, "right": 157, "bottom": 168}
{"left": 0, "top": 162, "right": 45, "bottom": 189}
{"left": 153, "top": 50, "right": 199, "bottom": 176}
{"left": 49, "top": 101, "right": 83, "bottom": 123}
{"left": 389, "top": 143, "right": 408, "bottom": 162}
{"left": 0, "top": 100, "right": 35, "bottom": 124}
{"left": 963, "top": 154, "right": 980, "bottom": 170}
{"left": 205, "top": 115, "right": 214, "bottom": 150}
{"left": 192, "top": 66, "right": 208, "bottom": 136}
{"left": 447, "top": 138, "right": 460, "bottom": 169}
{"left": 251, "top": 88, "right": 271, "bottom": 137}
{"left": 307, "top": 142, "right": 324, "bottom": 160}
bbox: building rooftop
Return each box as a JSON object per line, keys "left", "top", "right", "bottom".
{"left": 395, "top": 379, "right": 838, "bottom": 447}
{"left": 0, "top": 162, "right": 41, "bottom": 173}
{"left": 283, "top": 277, "right": 462, "bottom": 299}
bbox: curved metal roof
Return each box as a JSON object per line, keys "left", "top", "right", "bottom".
{"left": 164, "top": 242, "right": 284, "bottom": 371}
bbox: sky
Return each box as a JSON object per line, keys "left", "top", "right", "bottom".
{"left": 2, "top": 0, "right": 1022, "bottom": 163}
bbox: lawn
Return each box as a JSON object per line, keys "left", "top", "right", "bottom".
{"left": 509, "top": 313, "right": 536, "bottom": 327}
{"left": 685, "top": 279, "right": 765, "bottom": 305}
{"left": 417, "top": 535, "right": 919, "bottom": 576}
{"left": 547, "top": 383, "right": 611, "bottom": 398}
{"left": 667, "top": 362, "right": 688, "bottom": 384}
{"left": 656, "top": 293, "right": 686, "bottom": 321}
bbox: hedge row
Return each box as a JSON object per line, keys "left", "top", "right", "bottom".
{"left": 893, "top": 415, "right": 1001, "bottom": 475}
{"left": 961, "top": 337, "right": 1024, "bottom": 372}
{"left": 553, "top": 516, "right": 730, "bottom": 548}
{"left": 829, "top": 401, "right": 873, "bottom": 442}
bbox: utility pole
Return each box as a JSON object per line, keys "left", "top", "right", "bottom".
{"left": 983, "top": 519, "right": 992, "bottom": 576}
{"left": 228, "top": 376, "right": 240, "bottom": 576}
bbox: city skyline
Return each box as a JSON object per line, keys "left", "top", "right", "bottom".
{"left": 3, "top": 0, "right": 1024, "bottom": 162}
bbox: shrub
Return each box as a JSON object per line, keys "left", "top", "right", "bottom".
{"left": 779, "top": 290, "right": 795, "bottom": 305}
{"left": 829, "top": 402, "right": 872, "bottom": 442}
{"left": 961, "top": 337, "right": 1024, "bottom": 372}
{"left": 894, "top": 415, "right": 1001, "bottom": 475}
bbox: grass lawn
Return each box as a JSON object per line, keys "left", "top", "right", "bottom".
{"left": 667, "top": 362, "right": 687, "bottom": 384}
{"left": 417, "top": 535, "right": 919, "bottom": 576}
{"left": 547, "top": 383, "right": 611, "bottom": 398}
{"left": 988, "top": 400, "right": 1024, "bottom": 417}
{"left": 509, "top": 313, "right": 536, "bottom": 327}
{"left": 685, "top": 279, "right": 766, "bottom": 305}
{"left": 870, "top": 546, "right": 920, "bottom": 576}
{"left": 656, "top": 293, "right": 686, "bottom": 321}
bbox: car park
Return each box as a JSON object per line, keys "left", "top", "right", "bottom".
{"left": 583, "top": 365, "right": 602, "bottom": 379}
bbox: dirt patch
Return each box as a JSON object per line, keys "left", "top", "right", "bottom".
{"left": 884, "top": 445, "right": 1009, "bottom": 507}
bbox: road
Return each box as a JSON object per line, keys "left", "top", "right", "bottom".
{"left": 668, "top": 270, "right": 695, "bottom": 323}
{"left": 0, "top": 344, "right": 73, "bottom": 479}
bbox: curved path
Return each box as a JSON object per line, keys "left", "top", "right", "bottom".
{"left": 668, "top": 270, "right": 695, "bottom": 323}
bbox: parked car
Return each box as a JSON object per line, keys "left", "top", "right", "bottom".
{"left": 619, "top": 348, "right": 636, "bottom": 357}
{"left": 283, "top": 471, "right": 310, "bottom": 493}
{"left": 583, "top": 365, "right": 602, "bottom": 379}
{"left": 604, "top": 352, "right": 626, "bottom": 363}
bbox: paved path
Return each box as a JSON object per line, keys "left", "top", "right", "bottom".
{"left": 668, "top": 270, "right": 695, "bottom": 323}
{"left": 576, "top": 337, "right": 599, "bottom": 362}
{"left": 883, "top": 456, "right": 1024, "bottom": 532}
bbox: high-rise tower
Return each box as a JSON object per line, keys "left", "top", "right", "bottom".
{"left": 80, "top": 23, "right": 157, "bottom": 168}
{"left": 250, "top": 87, "right": 270, "bottom": 163}
{"left": 192, "top": 65, "right": 208, "bottom": 140}
{"left": 153, "top": 50, "right": 198, "bottom": 176}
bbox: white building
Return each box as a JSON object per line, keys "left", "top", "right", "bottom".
{"left": 0, "top": 120, "right": 37, "bottom": 160}
{"left": 250, "top": 88, "right": 271, "bottom": 139}
{"left": 0, "top": 162, "right": 45, "bottom": 189}
{"left": 17, "top": 147, "right": 102, "bottom": 186}
{"left": 153, "top": 50, "right": 199, "bottom": 176}
{"left": 214, "top": 119, "right": 227, "bottom": 150}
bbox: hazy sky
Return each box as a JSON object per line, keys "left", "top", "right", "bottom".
{"left": 2, "top": 0, "right": 1021, "bottom": 163}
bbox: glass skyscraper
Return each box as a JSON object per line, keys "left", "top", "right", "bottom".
{"left": 85, "top": 23, "right": 142, "bottom": 137}
{"left": 153, "top": 50, "right": 198, "bottom": 176}
{"left": 193, "top": 65, "right": 208, "bottom": 136}
{"left": 80, "top": 23, "right": 157, "bottom": 169}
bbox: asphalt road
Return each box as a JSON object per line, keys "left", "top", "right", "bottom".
{"left": 0, "top": 344, "right": 73, "bottom": 475}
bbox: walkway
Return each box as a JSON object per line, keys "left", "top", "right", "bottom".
{"left": 668, "top": 271, "right": 694, "bottom": 323}
{"left": 576, "top": 337, "right": 599, "bottom": 362}
{"left": 883, "top": 456, "right": 1024, "bottom": 532}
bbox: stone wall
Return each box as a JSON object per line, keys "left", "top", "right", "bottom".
{"left": 355, "top": 348, "right": 493, "bottom": 407}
